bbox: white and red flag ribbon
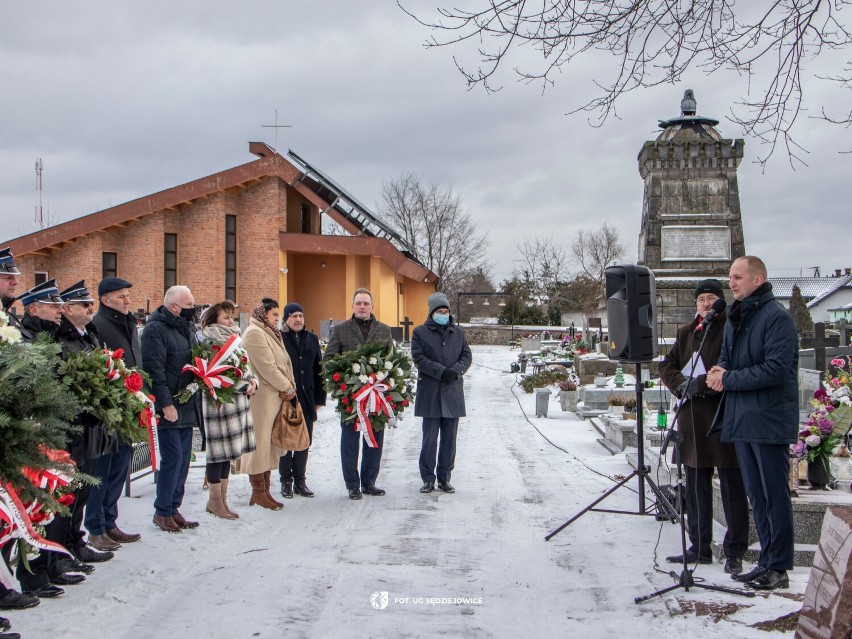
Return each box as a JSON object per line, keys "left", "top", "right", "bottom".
{"left": 182, "top": 334, "right": 240, "bottom": 400}
{"left": 352, "top": 374, "right": 393, "bottom": 448}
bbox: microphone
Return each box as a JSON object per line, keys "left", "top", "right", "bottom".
{"left": 694, "top": 298, "right": 727, "bottom": 333}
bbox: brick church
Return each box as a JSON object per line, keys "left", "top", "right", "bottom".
{"left": 3, "top": 142, "right": 437, "bottom": 334}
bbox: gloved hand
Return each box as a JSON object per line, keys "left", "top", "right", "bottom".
{"left": 440, "top": 368, "right": 459, "bottom": 384}
{"left": 676, "top": 378, "right": 699, "bottom": 400}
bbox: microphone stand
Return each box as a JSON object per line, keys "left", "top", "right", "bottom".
{"left": 635, "top": 320, "right": 753, "bottom": 603}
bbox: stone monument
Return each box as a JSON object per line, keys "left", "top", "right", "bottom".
{"left": 637, "top": 90, "right": 746, "bottom": 337}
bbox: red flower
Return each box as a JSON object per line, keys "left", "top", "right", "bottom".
{"left": 233, "top": 368, "right": 243, "bottom": 378}
{"left": 402, "top": 400, "right": 409, "bottom": 407}
{"left": 346, "top": 405, "right": 354, "bottom": 413}
{"left": 58, "top": 493, "right": 75, "bottom": 507}
{"left": 138, "top": 407, "right": 154, "bottom": 427}
{"left": 339, "top": 384, "right": 347, "bottom": 391}
{"left": 211, "top": 344, "right": 221, "bottom": 353}
{"left": 341, "top": 396, "right": 349, "bottom": 405}
{"left": 124, "top": 371, "right": 144, "bottom": 393}
{"left": 333, "top": 372, "right": 341, "bottom": 382}
{"left": 112, "top": 348, "right": 124, "bottom": 360}
{"left": 240, "top": 356, "right": 248, "bottom": 364}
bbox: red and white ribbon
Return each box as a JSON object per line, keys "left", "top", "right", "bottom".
{"left": 136, "top": 394, "right": 161, "bottom": 471}
{"left": 352, "top": 374, "right": 393, "bottom": 448}
{"left": 103, "top": 348, "right": 122, "bottom": 382}
{"left": 182, "top": 334, "right": 240, "bottom": 400}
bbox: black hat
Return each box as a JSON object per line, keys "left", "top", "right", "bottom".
{"left": 283, "top": 302, "right": 304, "bottom": 321}
{"left": 18, "top": 279, "right": 64, "bottom": 306}
{"left": 694, "top": 279, "right": 725, "bottom": 300}
{"left": 60, "top": 280, "right": 94, "bottom": 304}
{"left": 0, "top": 247, "right": 21, "bottom": 275}
{"left": 98, "top": 277, "right": 133, "bottom": 297}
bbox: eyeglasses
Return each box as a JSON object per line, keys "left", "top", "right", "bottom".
{"left": 70, "top": 301, "right": 95, "bottom": 308}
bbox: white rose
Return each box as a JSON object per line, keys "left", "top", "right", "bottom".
{"left": 396, "top": 367, "right": 404, "bottom": 377}
{"left": 0, "top": 325, "right": 22, "bottom": 344}
{"left": 352, "top": 363, "right": 361, "bottom": 373}
{"left": 805, "top": 434, "right": 822, "bottom": 447}
{"left": 359, "top": 374, "right": 369, "bottom": 384}
{"left": 385, "top": 361, "right": 393, "bottom": 370}
{"left": 369, "top": 357, "right": 378, "bottom": 365}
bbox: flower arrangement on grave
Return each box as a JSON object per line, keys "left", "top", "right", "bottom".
{"left": 562, "top": 334, "right": 589, "bottom": 355}
{"left": 175, "top": 335, "right": 249, "bottom": 407}
{"left": 57, "top": 347, "right": 152, "bottom": 446}
{"left": 323, "top": 343, "right": 415, "bottom": 448}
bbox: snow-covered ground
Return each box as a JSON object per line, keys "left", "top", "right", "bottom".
{"left": 8, "top": 346, "right": 806, "bottom": 638}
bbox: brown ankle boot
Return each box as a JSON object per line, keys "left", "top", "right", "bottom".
{"left": 220, "top": 477, "right": 239, "bottom": 518}
{"left": 249, "top": 474, "right": 282, "bottom": 510}
{"left": 206, "top": 483, "right": 236, "bottom": 520}
{"left": 264, "top": 470, "right": 284, "bottom": 508}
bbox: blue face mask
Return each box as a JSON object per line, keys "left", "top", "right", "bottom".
{"left": 432, "top": 312, "right": 450, "bottom": 325}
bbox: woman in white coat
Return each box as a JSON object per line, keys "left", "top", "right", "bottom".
{"left": 239, "top": 298, "right": 297, "bottom": 510}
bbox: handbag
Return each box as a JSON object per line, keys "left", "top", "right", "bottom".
{"left": 271, "top": 399, "right": 310, "bottom": 452}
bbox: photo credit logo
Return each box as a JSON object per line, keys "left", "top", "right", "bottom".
{"left": 370, "top": 591, "right": 389, "bottom": 610}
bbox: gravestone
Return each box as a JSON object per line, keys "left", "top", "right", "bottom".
{"left": 795, "top": 506, "right": 852, "bottom": 639}
{"left": 801, "top": 323, "right": 840, "bottom": 373}
{"left": 636, "top": 90, "right": 745, "bottom": 338}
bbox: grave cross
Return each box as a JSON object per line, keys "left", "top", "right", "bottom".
{"left": 838, "top": 319, "right": 849, "bottom": 347}
{"left": 801, "top": 322, "right": 839, "bottom": 372}
{"left": 399, "top": 316, "right": 414, "bottom": 342}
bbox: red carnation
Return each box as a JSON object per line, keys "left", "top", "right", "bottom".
{"left": 233, "top": 368, "right": 243, "bottom": 378}
{"left": 341, "top": 396, "right": 349, "bottom": 405}
{"left": 339, "top": 384, "right": 347, "bottom": 391}
{"left": 333, "top": 372, "right": 341, "bottom": 382}
{"left": 346, "top": 405, "right": 354, "bottom": 413}
{"left": 112, "top": 348, "right": 124, "bottom": 360}
{"left": 402, "top": 399, "right": 409, "bottom": 406}
{"left": 240, "top": 356, "right": 248, "bottom": 364}
{"left": 58, "top": 493, "right": 76, "bottom": 507}
{"left": 211, "top": 344, "right": 221, "bottom": 353}
{"left": 124, "top": 371, "right": 144, "bottom": 393}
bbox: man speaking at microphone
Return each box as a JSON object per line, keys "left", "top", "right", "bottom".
{"left": 658, "top": 279, "right": 749, "bottom": 574}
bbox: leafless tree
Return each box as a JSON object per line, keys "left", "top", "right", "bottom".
{"left": 378, "top": 173, "right": 490, "bottom": 297}
{"left": 400, "top": 0, "right": 852, "bottom": 165}
{"left": 570, "top": 223, "right": 626, "bottom": 285}
{"left": 513, "top": 236, "right": 571, "bottom": 315}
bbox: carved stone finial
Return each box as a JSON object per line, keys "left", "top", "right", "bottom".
{"left": 681, "top": 90, "right": 697, "bottom": 116}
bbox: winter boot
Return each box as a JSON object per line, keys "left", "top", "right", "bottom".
{"left": 293, "top": 480, "right": 314, "bottom": 497}
{"left": 264, "top": 470, "right": 284, "bottom": 508}
{"left": 280, "top": 481, "right": 294, "bottom": 499}
{"left": 206, "top": 483, "right": 236, "bottom": 520}
{"left": 220, "top": 477, "right": 239, "bottom": 518}
{"left": 249, "top": 474, "right": 281, "bottom": 510}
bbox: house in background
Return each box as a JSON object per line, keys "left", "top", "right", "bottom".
{"left": 2, "top": 142, "right": 437, "bottom": 335}
{"left": 769, "top": 269, "right": 852, "bottom": 324}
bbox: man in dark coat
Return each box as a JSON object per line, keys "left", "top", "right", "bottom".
{"left": 658, "top": 279, "right": 748, "bottom": 574}
{"left": 279, "top": 302, "right": 326, "bottom": 498}
{"left": 708, "top": 256, "right": 799, "bottom": 591}
{"left": 85, "top": 277, "right": 143, "bottom": 551}
{"left": 323, "top": 288, "right": 394, "bottom": 500}
{"left": 411, "top": 293, "right": 472, "bottom": 494}
{"left": 141, "top": 285, "right": 202, "bottom": 533}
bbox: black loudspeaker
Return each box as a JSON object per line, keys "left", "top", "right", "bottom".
{"left": 605, "top": 264, "right": 657, "bottom": 363}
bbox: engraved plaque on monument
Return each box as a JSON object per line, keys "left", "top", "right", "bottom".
{"left": 661, "top": 226, "right": 732, "bottom": 262}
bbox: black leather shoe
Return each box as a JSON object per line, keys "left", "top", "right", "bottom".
{"left": 420, "top": 482, "right": 435, "bottom": 493}
{"left": 0, "top": 590, "right": 40, "bottom": 610}
{"left": 724, "top": 557, "right": 743, "bottom": 575}
{"left": 51, "top": 573, "right": 86, "bottom": 586}
{"left": 56, "top": 557, "right": 95, "bottom": 575}
{"left": 747, "top": 569, "right": 789, "bottom": 590}
{"left": 293, "top": 481, "right": 314, "bottom": 497}
{"left": 74, "top": 544, "right": 114, "bottom": 563}
{"left": 348, "top": 487, "right": 363, "bottom": 500}
{"left": 362, "top": 484, "right": 386, "bottom": 496}
{"left": 665, "top": 549, "right": 712, "bottom": 564}
{"left": 732, "top": 565, "right": 767, "bottom": 583}
{"left": 280, "top": 481, "right": 294, "bottom": 499}
{"left": 437, "top": 481, "right": 455, "bottom": 494}
{"left": 1, "top": 616, "right": 10, "bottom": 631}
{"left": 0, "top": 631, "right": 21, "bottom": 639}
{"left": 24, "top": 584, "right": 64, "bottom": 599}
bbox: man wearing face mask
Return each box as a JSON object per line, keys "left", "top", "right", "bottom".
{"left": 411, "top": 293, "right": 472, "bottom": 494}
{"left": 141, "top": 285, "right": 203, "bottom": 534}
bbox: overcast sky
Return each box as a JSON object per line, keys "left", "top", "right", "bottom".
{"left": 1, "top": 1, "right": 850, "bottom": 285}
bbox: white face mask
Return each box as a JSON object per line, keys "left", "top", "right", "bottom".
{"left": 277, "top": 318, "right": 283, "bottom": 330}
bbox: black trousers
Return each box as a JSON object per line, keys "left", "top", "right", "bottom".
{"left": 279, "top": 417, "right": 314, "bottom": 483}
{"left": 64, "top": 456, "right": 98, "bottom": 551}
{"left": 340, "top": 422, "right": 384, "bottom": 489}
{"left": 419, "top": 417, "right": 459, "bottom": 483}
{"left": 735, "top": 442, "right": 794, "bottom": 571}
{"left": 684, "top": 465, "right": 749, "bottom": 559}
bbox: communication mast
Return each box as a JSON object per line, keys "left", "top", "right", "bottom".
{"left": 35, "top": 158, "right": 44, "bottom": 227}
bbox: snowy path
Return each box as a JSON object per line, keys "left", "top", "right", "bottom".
{"left": 9, "top": 346, "right": 806, "bottom": 638}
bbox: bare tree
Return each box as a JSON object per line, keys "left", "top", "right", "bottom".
{"left": 378, "top": 173, "right": 490, "bottom": 296}
{"left": 571, "top": 223, "right": 626, "bottom": 285}
{"left": 513, "top": 236, "right": 571, "bottom": 319}
{"left": 401, "top": 1, "right": 852, "bottom": 164}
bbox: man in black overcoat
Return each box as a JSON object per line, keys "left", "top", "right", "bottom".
{"left": 279, "top": 302, "right": 326, "bottom": 498}
{"left": 411, "top": 293, "right": 472, "bottom": 494}
{"left": 658, "top": 279, "right": 749, "bottom": 574}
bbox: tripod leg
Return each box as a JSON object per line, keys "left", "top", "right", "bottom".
{"left": 634, "top": 583, "right": 681, "bottom": 604}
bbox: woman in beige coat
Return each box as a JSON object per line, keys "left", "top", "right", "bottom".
{"left": 239, "top": 298, "right": 297, "bottom": 510}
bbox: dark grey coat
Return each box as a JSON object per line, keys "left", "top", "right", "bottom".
{"left": 411, "top": 317, "right": 472, "bottom": 418}
{"left": 323, "top": 315, "right": 393, "bottom": 360}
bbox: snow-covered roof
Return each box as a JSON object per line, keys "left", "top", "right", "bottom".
{"left": 768, "top": 275, "right": 852, "bottom": 301}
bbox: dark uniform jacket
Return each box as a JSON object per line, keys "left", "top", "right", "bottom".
{"left": 20, "top": 313, "right": 58, "bottom": 342}
{"left": 281, "top": 328, "right": 327, "bottom": 422}
{"left": 717, "top": 282, "right": 799, "bottom": 444}
{"left": 141, "top": 306, "right": 201, "bottom": 429}
{"left": 323, "top": 314, "right": 394, "bottom": 359}
{"left": 2, "top": 298, "right": 33, "bottom": 341}
{"left": 658, "top": 312, "right": 739, "bottom": 468}
{"left": 91, "top": 304, "right": 142, "bottom": 368}
{"left": 411, "top": 317, "right": 472, "bottom": 419}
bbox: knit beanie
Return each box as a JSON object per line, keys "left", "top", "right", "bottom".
{"left": 283, "top": 302, "right": 304, "bottom": 321}
{"left": 427, "top": 292, "right": 450, "bottom": 317}
{"left": 694, "top": 279, "right": 725, "bottom": 300}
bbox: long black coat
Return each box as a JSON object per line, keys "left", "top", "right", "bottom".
{"left": 140, "top": 306, "right": 201, "bottom": 429}
{"left": 717, "top": 283, "right": 799, "bottom": 444}
{"left": 281, "top": 328, "right": 327, "bottom": 422}
{"left": 91, "top": 304, "right": 142, "bottom": 368}
{"left": 411, "top": 317, "right": 472, "bottom": 419}
{"left": 658, "top": 313, "right": 739, "bottom": 468}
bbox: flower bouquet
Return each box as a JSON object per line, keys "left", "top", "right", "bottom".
{"left": 323, "top": 343, "right": 415, "bottom": 448}
{"left": 175, "top": 334, "right": 248, "bottom": 406}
